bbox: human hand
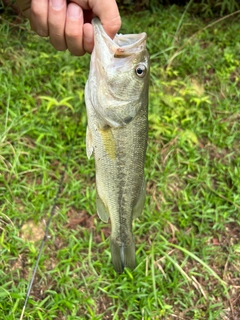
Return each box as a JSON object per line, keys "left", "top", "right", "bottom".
{"left": 16, "top": 0, "right": 121, "bottom": 56}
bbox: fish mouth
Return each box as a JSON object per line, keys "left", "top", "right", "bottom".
{"left": 92, "top": 18, "right": 147, "bottom": 65}
{"left": 113, "top": 33, "right": 147, "bottom": 56}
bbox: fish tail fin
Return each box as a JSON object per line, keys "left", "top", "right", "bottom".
{"left": 110, "top": 237, "right": 136, "bottom": 273}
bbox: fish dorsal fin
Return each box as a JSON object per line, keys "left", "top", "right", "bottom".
{"left": 86, "top": 126, "right": 93, "bottom": 159}
{"left": 132, "top": 179, "right": 146, "bottom": 219}
{"left": 96, "top": 189, "right": 110, "bottom": 223}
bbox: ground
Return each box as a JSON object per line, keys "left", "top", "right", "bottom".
{"left": 0, "top": 5, "right": 240, "bottom": 320}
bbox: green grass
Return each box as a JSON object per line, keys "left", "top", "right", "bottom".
{"left": 1, "top": 6, "right": 240, "bottom": 320}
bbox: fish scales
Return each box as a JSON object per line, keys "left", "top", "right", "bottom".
{"left": 85, "top": 18, "right": 149, "bottom": 273}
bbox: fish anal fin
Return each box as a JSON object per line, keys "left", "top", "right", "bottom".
{"left": 96, "top": 190, "right": 109, "bottom": 223}
{"left": 86, "top": 126, "right": 94, "bottom": 159}
{"left": 132, "top": 179, "right": 146, "bottom": 219}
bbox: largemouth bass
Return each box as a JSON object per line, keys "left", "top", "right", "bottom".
{"left": 85, "top": 18, "right": 149, "bottom": 273}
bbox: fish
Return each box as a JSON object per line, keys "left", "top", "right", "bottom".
{"left": 85, "top": 18, "right": 149, "bottom": 273}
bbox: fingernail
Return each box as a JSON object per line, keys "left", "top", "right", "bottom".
{"left": 67, "top": 5, "right": 81, "bottom": 19}
{"left": 51, "top": 0, "right": 64, "bottom": 10}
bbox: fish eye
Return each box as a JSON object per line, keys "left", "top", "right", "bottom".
{"left": 135, "top": 64, "right": 146, "bottom": 78}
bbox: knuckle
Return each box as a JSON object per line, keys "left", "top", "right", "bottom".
{"left": 50, "top": 38, "right": 67, "bottom": 51}
{"left": 65, "top": 26, "right": 81, "bottom": 39}
{"left": 69, "top": 48, "right": 86, "bottom": 56}
{"left": 36, "top": 28, "right": 49, "bottom": 37}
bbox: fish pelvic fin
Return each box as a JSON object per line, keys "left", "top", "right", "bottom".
{"left": 110, "top": 236, "right": 136, "bottom": 274}
{"left": 96, "top": 189, "right": 109, "bottom": 223}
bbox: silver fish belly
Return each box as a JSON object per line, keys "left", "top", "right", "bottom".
{"left": 85, "top": 18, "right": 149, "bottom": 273}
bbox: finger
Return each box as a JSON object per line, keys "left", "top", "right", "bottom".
{"left": 16, "top": 0, "right": 31, "bottom": 18}
{"left": 91, "top": 0, "right": 121, "bottom": 39}
{"left": 83, "top": 23, "right": 94, "bottom": 54}
{"left": 65, "top": 3, "right": 85, "bottom": 56}
{"left": 48, "top": 0, "right": 67, "bottom": 51}
{"left": 73, "top": 0, "right": 121, "bottom": 39}
{"left": 30, "top": 0, "right": 49, "bottom": 37}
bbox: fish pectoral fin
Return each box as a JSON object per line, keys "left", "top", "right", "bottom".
{"left": 132, "top": 179, "right": 146, "bottom": 219}
{"left": 96, "top": 190, "right": 109, "bottom": 223}
{"left": 86, "top": 126, "right": 94, "bottom": 159}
